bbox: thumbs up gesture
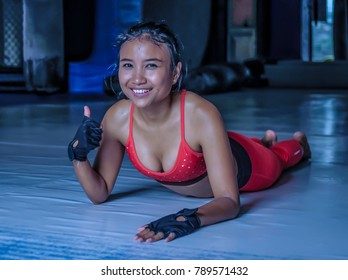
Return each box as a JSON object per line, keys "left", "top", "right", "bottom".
{"left": 67, "top": 106, "right": 103, "bottom": 161}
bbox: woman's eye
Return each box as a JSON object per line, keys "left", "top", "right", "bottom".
{"left": 122, "top": 63, "right": 133, "bottom": 68}
{"left": 146, "top": 63, "right": 158, "bottom": 69}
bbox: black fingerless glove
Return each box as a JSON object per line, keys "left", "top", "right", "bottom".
{"left": 68, "top": 116, "right": 102, "bottom": 161}
{"left": 147, "top": 208, "right": 201, "bottom": 239}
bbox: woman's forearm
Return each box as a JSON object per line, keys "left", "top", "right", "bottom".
{"left": 73, "top": 160, "right": 109, "bottom": 204}
{"left": 196, "top": 196, "right": 240, "bottom": 226}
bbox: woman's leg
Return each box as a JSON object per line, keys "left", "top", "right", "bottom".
{"left": 261, "top": 129, "right": 278, "bottom": 147}
{"left": 292, "top": 131, "right": 311, "bottom": 160}
{"left": 228, "top": 131, "right": 310, "bottom": 192}
{"left": 268, "top": 131, "right": 311, "bottom": 168}
{"left": 250, "top": 129, "right": 278, "bottom": 147}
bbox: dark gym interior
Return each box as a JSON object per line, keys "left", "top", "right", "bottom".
{"left": 1, "top": 0, "right": 348, "bottom": 260}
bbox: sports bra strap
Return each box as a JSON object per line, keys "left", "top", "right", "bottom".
{"left": 180, "top": 89, "right": 186, "bottom": 137}
{"left": 129, "top": 102, "right": 134, "bottom": 138}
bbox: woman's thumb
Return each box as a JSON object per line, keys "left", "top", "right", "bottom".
{"left": 84, "top": 105, "right": 91, "bottom": 118}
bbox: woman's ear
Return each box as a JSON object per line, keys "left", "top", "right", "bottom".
{"left": 172, "top": 62, "right": 182, "bottom": 84}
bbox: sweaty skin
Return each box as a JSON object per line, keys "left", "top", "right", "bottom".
{"left": 71, "top": 33, "right": 311, "bottom": 243}
{"left": 72, "top": 37, "right": 240, "bottom": 243}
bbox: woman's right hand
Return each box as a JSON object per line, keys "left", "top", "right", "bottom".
{"left": 67, "top": 106, "right": 103, "bottom": 161}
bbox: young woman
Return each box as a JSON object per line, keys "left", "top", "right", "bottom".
{"left": 68, "top": 22, "right": 311, "bottom": 243}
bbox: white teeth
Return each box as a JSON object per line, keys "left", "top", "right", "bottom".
{"left": 133, "top": 89, "right": 150, "bottom": 95}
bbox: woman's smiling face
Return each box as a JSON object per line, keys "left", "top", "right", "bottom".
{"left": 118, "top": 35, "right": 181, "bottom": 107}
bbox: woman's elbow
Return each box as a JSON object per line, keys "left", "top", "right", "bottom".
{"left": 89, "top": 194, "right": 108, "bottom": 205}
{"left": 226, "top": 196, "right": 240, "bottom": 219}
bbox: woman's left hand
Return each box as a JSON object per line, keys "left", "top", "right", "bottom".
{"left": 134, "top": 208, "right": 201, "bottom": 243}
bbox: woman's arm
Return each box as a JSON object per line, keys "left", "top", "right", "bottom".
{"left": 135, "top": 94, "right": 240, "bottom": 242}
{"left": 73, "top": 138, "right": 124, "bottom": 204}
{"left": 194, "top": 99, "right": 240, "bottom": 226}
{"left": 72, "top": 103, "right": 127, "bottom": 204}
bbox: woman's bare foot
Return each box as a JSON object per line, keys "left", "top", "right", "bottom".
{"left": 293, "top": 131, "right": 311, "bottom": 160}
{"left": 261, "top": 130, "right": 278, "bottom": 148}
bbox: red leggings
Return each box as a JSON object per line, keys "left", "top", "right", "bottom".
{"left": 228, "top": 132, "right": 303, "bottom": 192}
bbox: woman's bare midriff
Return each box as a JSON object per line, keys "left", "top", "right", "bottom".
{"left": 161, "top": 156, "right": 238, "bottom": 198}
{"left": 160, "top": 175, "right": 214, "bottom": 198}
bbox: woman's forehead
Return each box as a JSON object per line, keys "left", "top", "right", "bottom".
{"left": 120, "top": 37, "right": 170, "bottom": 58}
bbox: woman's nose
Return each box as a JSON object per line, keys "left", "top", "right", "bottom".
{"left": 132, "top": 69, "right": 146, "bottom": 84}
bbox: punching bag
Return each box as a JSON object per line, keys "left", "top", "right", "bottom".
{"left": 333, "top": 0, "right": 348, "bottom": 59}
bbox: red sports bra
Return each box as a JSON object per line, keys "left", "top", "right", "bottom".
{"left": 125, "top": 89, "right": 207, "bottom": 184}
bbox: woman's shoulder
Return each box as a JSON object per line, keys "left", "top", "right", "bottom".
{"left": 102, "top": 99, "right": 132, "bottom": 139}
{"left": 183, "top": 90, "right": 226, "bottom": 147}
{"left": 184, "top": 90, "right": 222, "bottom": 122}
{"left": 104, "top": 99, "right": 132, "bottom": 122}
